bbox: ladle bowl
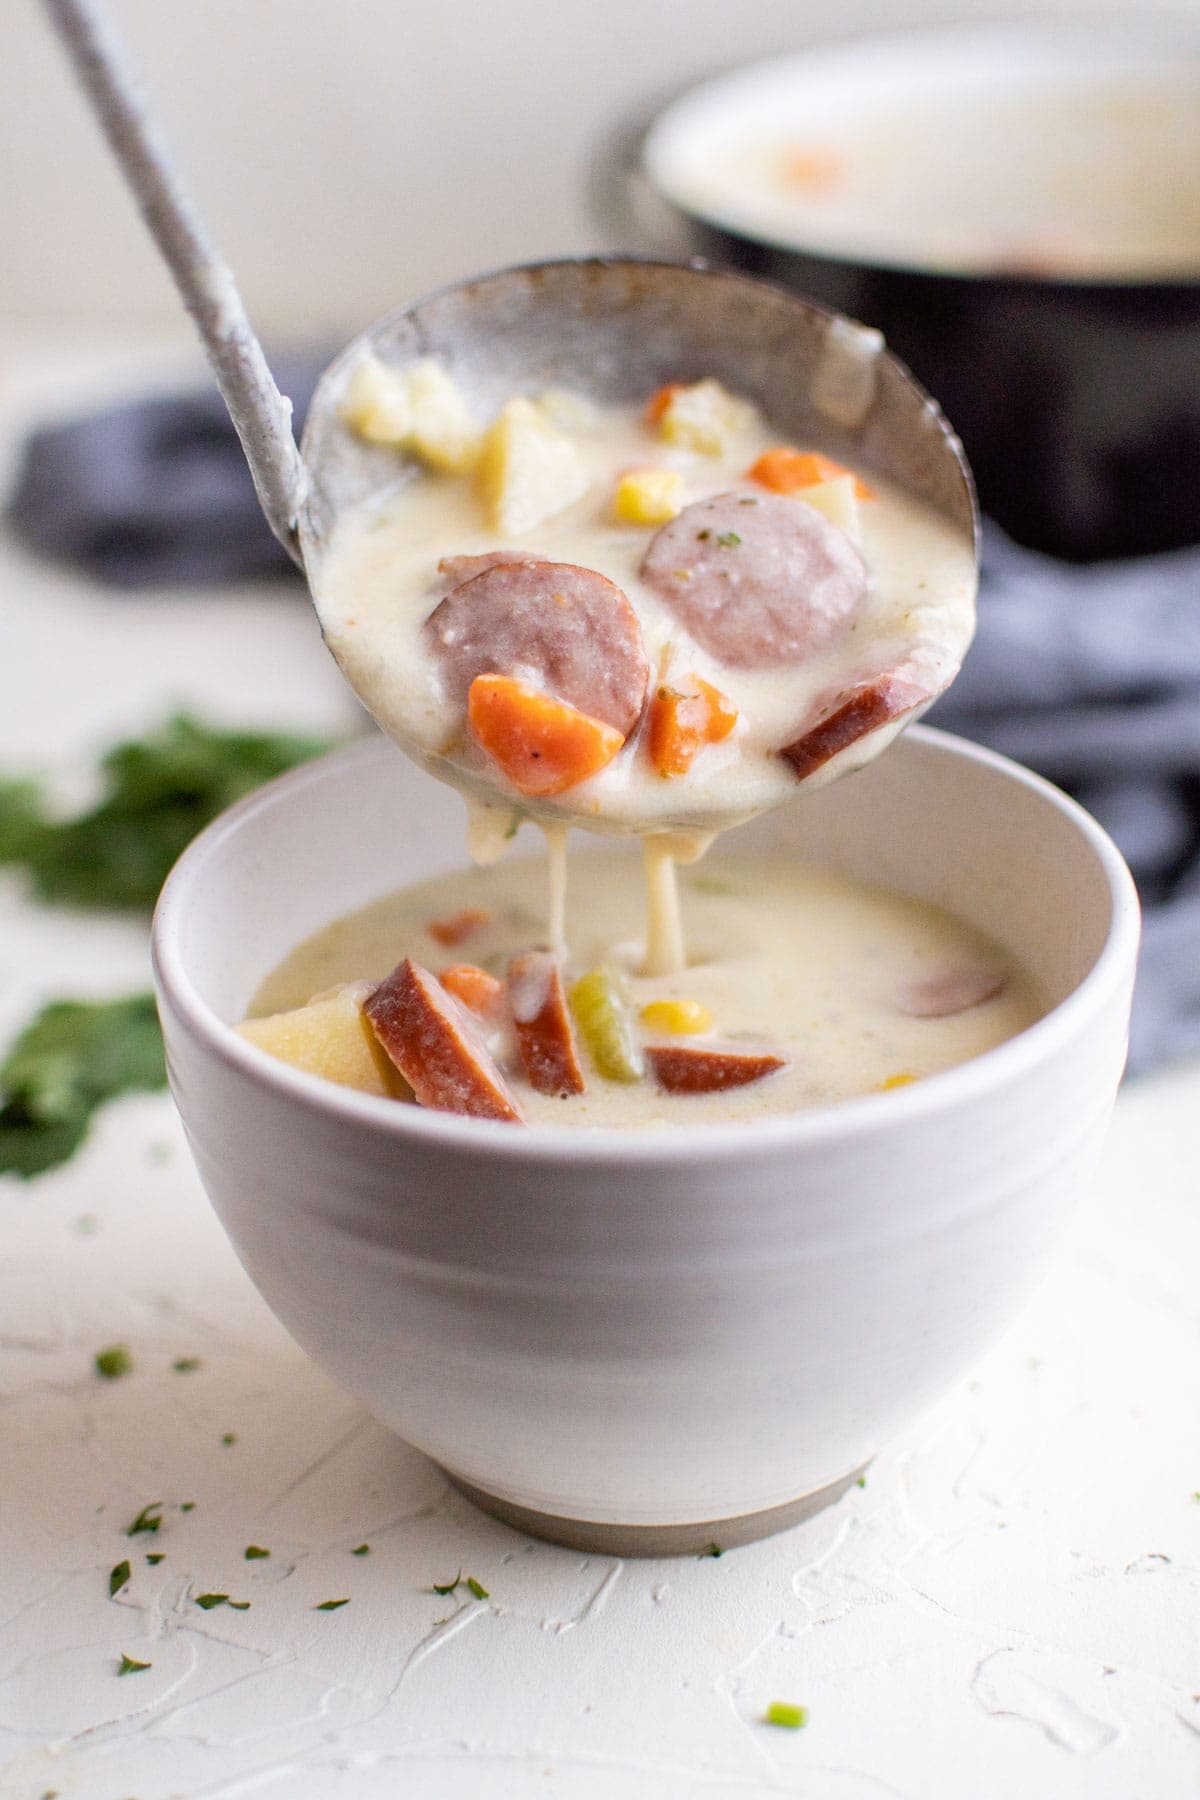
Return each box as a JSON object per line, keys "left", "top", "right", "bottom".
{"left": 296, "top": 256, "right": 978, "bottom": 831}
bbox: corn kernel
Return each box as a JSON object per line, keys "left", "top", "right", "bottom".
{"left": 614, "top": 468, "right": 685, "bottom": 525}
{"left": 877, "top": 1071, "right": 920, "bottom": 1091}
{"left": 639, "top": 998, "right": 714, "bottom": 1035}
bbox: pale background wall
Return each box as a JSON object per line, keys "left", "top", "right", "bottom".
{"left": 4, "top": 0, "right": 1198, "bottom": 339}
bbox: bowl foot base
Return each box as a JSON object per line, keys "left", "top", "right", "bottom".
{"left": 440, "top": 1462, "right": 869, "bottom": 1557}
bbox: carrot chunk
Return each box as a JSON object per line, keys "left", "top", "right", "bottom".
{"left": 644, "top": 382, "right": 684, "bottom": 428}
{"left": 647, "top": 676, "right": 738, "bottom": 778}
{"left": 467, "top": 674, "right": 625, "bottom": 797}
{"left": 747, "top": 447, "right": 874, "bottom": 500}
{"left": 428, "top": 907, "right": 492, "bottom": 947}
{"left": 439, "top": 963, "right": 506, "bottom": 1018}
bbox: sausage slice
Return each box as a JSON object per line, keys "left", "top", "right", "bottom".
{"left": 639, "top": 491, "right": 866, "bottom": 669}
{"left": 426, "top": 560, "right": 649, "bottom": 736}
{"left": 647, "top": 1045, "right": 786, "bottom": 1094}
{"left": 364, "top": 958, "right": 524, "bottom": 1123}
{"left": 780, "top": 669, "right": 932, "bottom": 780}
{"left": 436, "top": 550, "right": 544, "bottom": 588}
{"left": 507, "top": 950, "right": 586, "bottom": 1096}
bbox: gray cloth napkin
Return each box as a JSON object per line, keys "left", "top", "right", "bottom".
{"left": 7, "top": 378, "right": 1196, "bottom": 1072}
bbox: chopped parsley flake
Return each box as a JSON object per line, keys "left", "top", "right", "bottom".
{"left": 764, "top": 1701, "right": 808, "bottom": 1729}
{"left": 194, "top": 1593, "right": 249, "bottom": 1611}
{"left": 352, "top": 1544, "right": 370, "bottom": 1556}
{"left": 716, "top": 531, "right": 741, "bottom": 547}
{"left": 95, "top": 1344, "right": 133, "bottom": 1380}
{"left": 315, "top": 1598, "right": 350, "bottom": 1611}
{"left": 856, "top": 1475, "right": 867, "bottom": 1488}
{"left": 172, "top": 1356, "right": 202, "bottom": 1373}
{"left": 145, "top": 1553, "right": 165, "bottom": 1565}
{"left": 466, "top": 1577, "right": 489, "bottom": 1601}
{"left": 244, "top": 1545, "right": 270, "bottom": 1560}
{"left": 432, "top": 1570, "right": 462, "bottom": 1596}
{"left": 180, "top": 1501, "right": 196, "bottom": 1513}
{"left": 221, "top": 1431, "right": 237, "bottom": 1446}
{"left": 109, "top": 1559, "right": 131, "bottom": 1597}
{"left": 701, "top": 1542, "right": 724, "bottom": 1558}
{"left": 126, "top": 1502, "right": 163, "bottom": 1537}
{"left": 117, "top": 1652, "right": 151, "bottom": 1676}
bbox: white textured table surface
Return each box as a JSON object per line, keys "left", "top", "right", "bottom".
{"left": 2, "top": 338, "right": 1198, "bottom": 1800}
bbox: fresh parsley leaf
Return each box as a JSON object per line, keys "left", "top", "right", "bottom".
{"left": 194, "top": 1592, "right": 249, "bottom": 1611}
{"left": 0, "top": 780, "right": 46, "bottom": 862}
{"left": 172, "top": 1356, "right": 202, "bottom": 1373}
{"left": 764, "top": 1701, "right": 808, "bottom": 1729}
{"left": 95, "top": 1343, "right": 133, "bottom": 1380}
{"left": 351, "top": 1544, "right": 370, "bottom": 1557}
{"left": 315, "top": 1598, "right": 349, "bottom": 1611}
{"left": 0, "top": 994, "right": 166, "bottom": 1181}
{"left": 244, "top": 1545, "right": 270, "bottom": 1560}
{"left": 465, "top": 1577, "right": 489, "bottom": 1601}
{"left": 0, "top": 714, "right": 331, "bottom": 912}
{"left": 432, "top": 1571, "right": 462, "bottom": 1596}
{"left": 145, "top": 1553, "right": 165, "bottom": 1565}
{"left": 716, "top": 531, "right": 741, "bottom": 547}
{"left": 117, "top": 1652, "right": 151, "bottom": 1676}
{"left": 109, "top": 1559, "right": 131, "bottom": 1597}
{"left": 126, "top": 1502, "right": 163, "bottom": 1537}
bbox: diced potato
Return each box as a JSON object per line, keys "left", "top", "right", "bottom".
{"left": 797, "top": 474, "right": 861, "bottom": 543}
{"left": 655, "top": 379, "right": 757, "bottom": 456}
{"left": 338, "top": 354, "right": 481, "bottom": 473}
{"left": 614, "top": 468, "right": 685, "bottom": 526}
{"left": 237, "top": 984, "right": 409, "bottom": 1099}
{"left": 640, "top": 998, "right": 714, "bottom": 1035}
{"left": 404, "top": 359, "right": 484, "bottom": 473}
{"left": 477, "top": 397, "right": 590, "bottom": 536}
{"left": 339, "top": 354, "right": 412, "bottom": 445}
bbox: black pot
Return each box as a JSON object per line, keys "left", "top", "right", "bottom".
{"left": 593, "top": 28, "right": 1200, "bottom": 563}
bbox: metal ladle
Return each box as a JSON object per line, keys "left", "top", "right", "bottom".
{"left": 43, "top": 0, "right": 976, "bottom": 824}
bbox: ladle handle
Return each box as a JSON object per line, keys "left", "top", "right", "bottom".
{"left": 42, "top": 0, "right": 308, "bottom": 566}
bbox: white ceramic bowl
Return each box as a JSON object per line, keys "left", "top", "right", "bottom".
{"left": 152, "top": 728, "right": 1138, "bottom": 1553}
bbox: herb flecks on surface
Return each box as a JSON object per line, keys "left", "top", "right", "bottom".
{"left": 126, "top": 1502, "right": 163, "bottom": 1537}
{"left": 315, "top": 1598, "right": 350, "bottom": 1611}
{"left": 764, "top": 1701, "right": 808, "bottom": 1729}
{"left": 431, "top": 1571, "right": 489, "bottom": 1601}
{"left": 172, "top": 1357, "right": 202, "bottom": 1373}
{"left": 351, "top": 1544, "right": 370, "bottom": 1557}
{"left": 244, "top": 1545, "right": 270, "bottom": 1561}
{"left": 194, "top": 1593, "right": 250, "bottom": 1611}
{"left": 0, "top": 993, "right": 166, "bottom": 1181}
{"left": 108, "top": 1559, "right": 131, "bottom": 1597}
{"left": 117, "top": 1652, "right": 151, "bottom": 1676}
{"left": 94, "top": 1343, "right": 133, "bottom": 1380}
{"left": 0, "top": 713, "right": 332, "bottom": 912}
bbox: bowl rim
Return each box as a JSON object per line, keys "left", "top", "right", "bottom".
{"left": 640, "top": 19, "right": 1200, "bottom": 292}
{"left": 152, "top": 726, "right": 1140, "bottom": 1169}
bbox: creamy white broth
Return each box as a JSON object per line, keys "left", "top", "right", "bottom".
{"left": 315, "top": 386, "right": 975, "bottom": 839}
{"left": 249, "top": 850, "right": 1042, "bottom": 1129}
